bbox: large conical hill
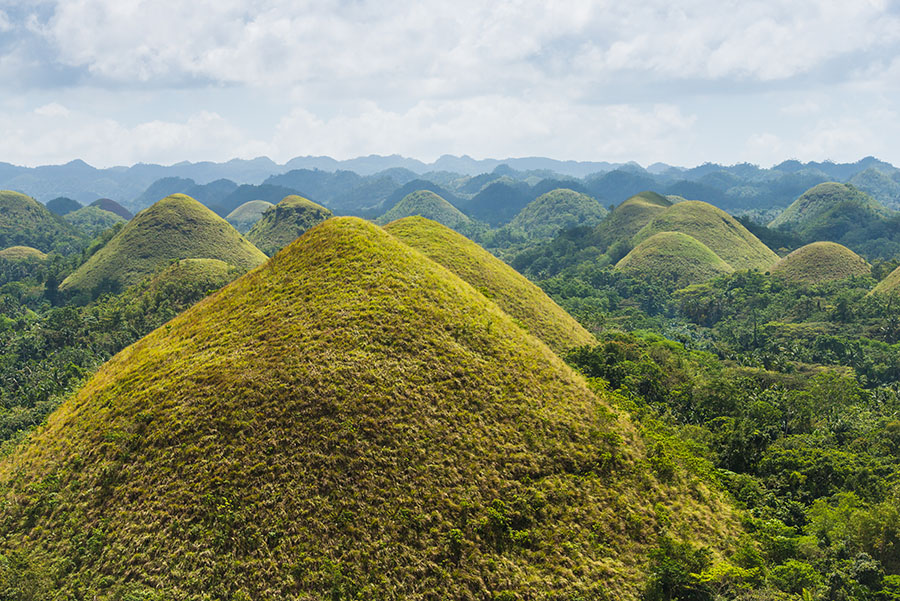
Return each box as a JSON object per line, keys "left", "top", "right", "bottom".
{"left": 377, "top": 189, "right": 473, "bottom": 231}
{"left": 0, "top": 190, "right": 85, "bottom": 253}
{"left": 0, "top": 217, "right": 737, "bottom": 600}
{"left": 771, "top": 242, "right": 870, "bottom": 284}
{"left": 616, "top": 231, "right": 734, "bottom": 289}
{"left": 633, "top": 200, "right": 779, "bottom": 271}
{"left": 246, "top": 194, "right": 332, "bottom": 255}
{"left": 507, "top": 188, "right": 608, "bottom": 240}
{"left": 591, "top": 191, "right": 671, "bottom": 250}
{"left": 384, "top": 216, "right": 595, "bottom": 353}
{"left": 226, "top": 199, "right": 274, "bottom": 233}
{"left": 769, "top": 182, "right": 891, "bottom": 231}
{"left": 60, "top": 194, "right": 267, "bottom": 295}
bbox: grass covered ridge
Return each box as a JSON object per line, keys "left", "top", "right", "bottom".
{"left": 226, "top": 200, "right": 275, "bottom": 234}
{"left": 384, "top": 216, "right": 596, "bottom": 353}
{"left": 771, "top": 241, "right": 870, "bottom": 284}
{"left": 247, "top": 195, "right": 332, "bottom": 255}
{"left": 377, "top": 189, "right": 473, "bottom": 231}
{"left": 507, "top": 188, "right": 608, "bottom": 240}
{"left": 0, "top": 190, "right": 85, "bottom": 254}
{"left": 616, "top": 231, "right": 734, "bottom": 290}
{"left": 0, "top": 217, "right": 737, "bottom": 600}
{"left": 64, "top": 205, "right": 127, "bottom": 237}
{"left": 0, "top": 245, "right": 48, "bottom": 261}
{"left": 60, "top": 194, "right": 267, "bottom": 294}
{"left": 592, "top": 191, "right": 671, "bottom": 250}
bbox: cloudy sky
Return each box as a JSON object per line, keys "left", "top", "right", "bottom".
{"left": 2, "top": 0, "right": 900, "bottom": 168}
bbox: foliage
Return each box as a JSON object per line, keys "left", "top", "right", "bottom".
{"left": 246, "top": 195, "right": 332, "bottom": 256}
{"left": 0, "top": 191, "right": 87, "bottom": 254}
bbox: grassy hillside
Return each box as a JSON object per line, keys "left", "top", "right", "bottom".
{"left": 89, "top": 198, "right": 133, "bottom": 220}
{"left": 769, "top": 182, "right": 891, "bottom": 230}
{"left": 384, "top": 216, "right": 596, "bottom": 353}
{"left": 247, "top": 195, "right": 333, "bottom": 255}
{"left": 507, "top": 188, "right": 608, "bottom": 240}
{"left": 770, "top": 241, "right": 870, "bottom": 284}
{"left": 0, "top": 217, "right": 736, "bottom": 600}
{"left": 64, "top": 205, "right": 127, "bottom": 237}
{"left": 616, "top": 231, "right": 733, "bottom": 289}
{"left": 140, "top": 258, "right": 238, "bottom": 299}
{"left": 226, "top": 200, "right": 274, "bottom": 234}
{"left": 634, "top": 200, "right": 779, "bottom": 271}
{"left": 591, "top": 191, "right": 671, "bottom": 250}
{"left": 60, "top": 194, "right": 267, "bottom": 295}
{"left": 377, "top": 189, "right": 473, "bottom": 231}
{"left": 0, "top": 245, "right": 48, "bottom": 261}
{"left": 870, "top": 264, "right": 900, "bottom": 296}
{"left": 0, "top": 190, "right": 86, "bottom": 254}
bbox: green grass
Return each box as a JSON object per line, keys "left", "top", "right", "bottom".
{"left": 770, "top": 241, "right": 870, "bottom": 284}
{"left": 0, "top": 245, "right": 48, "bottom": 261}
{"left": 64, "top": 205, "right": 127, "bottom": 237}
{"left": 592, "top": 191, "right": 671, "bottom": 250}
{"left": 226, "top": 200, "right": 275, "bottom": 234}
{"left": 60, "top": 194, "right": 267, "bottom": 295}
{"left": 377, "top": 190, "right": 472, "bottom": 231}
{"left": 0, "top": 190, "right": 86, "bottom": 254}
{"left": 769, "top": 182, "right": 892, "bottom": 231}
{"left": 634, "top": 200, "right": 779, "bottom": 271}
{"left": 0, "top": 217, "right": 739, "bottom": 600}
{"left": 247, "top": 195, "right": 332, "bottom": 255}
{"left": 384, "top": 216, "right": 597, "bottom": 353}
{"left": 870, "top": 264, "right": 900, "bottom": 296}
{"left": 506, "top": 188, "right": 608, "bottom": 240}
{"left": 616, "top": 232, "right": 733, "bottom": 290}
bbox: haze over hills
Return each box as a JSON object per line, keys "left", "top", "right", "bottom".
{"left": 246, "top": 195, "right": 333, "bottom": 256}
{"left": 60, "top": 194, "right": 267, "bottom": 295}
{"left": 0, "top": 217, "right": 736, "bottom": 599}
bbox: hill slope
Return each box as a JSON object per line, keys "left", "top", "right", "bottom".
{"left": 377, "top": 189, "right": 473, "bottom": 231}
{"left": 591, "top": 191, "right": 671, "bottom": 250}
{"left": 634, "top": 200, "right": 779, "bottom": 271}
{"left": 869, "top": 264, "right": 900, "bottom": 296}
{"left": 226, "top": 200, "right": 274, "bottom": 233}
{"left": 0, "top": 245, "right": 48, "bottom": 261}
{"left": 64, "top": 205, "right": 127, "bottom": 237}
{"left": 769, "top": 182, "right": 891, "bottom": 231}
{"left": 507, "top": 188, "right": 608, "bottom": 239}
{"left": 770, "top": 242, "right": 870, "bottom": 284}
{"left": 60, "top": 194, "right": 267, "bottom": 294}
{"left": 0, "top": 190, "right": 86, "bottom": 253}
{"left": 89, "top": 198, "right": 133, "bottom": 220}
{"left": 247, "top": 195, "right": 332, "bottom": 255}
{"left": 0, "top": 218, "right": 737, "bottom": 600}
{"left": 384, "top": 216, "right": 595, "bottom": 353}
{"left": 45, "top": 196, "right": 82, "bottom": 216}
{"left": 616, "top": 231, "right": 734, "bottom": 289}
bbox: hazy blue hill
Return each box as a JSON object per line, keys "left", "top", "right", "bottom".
{"left": 130, "top": 176, "right": 197, "bottom": 212}
{"left": 456, "top": 180, "right": 531, "bottom": 225}
{"left": 264, "top": 168, "right": 364, "bottom": 200}
{"left": 226, "top": 200, "right": 274, "bottom": 233}
{"left": 219, "top": 184, "right": 303, "bottom": 216}
{"left": 89, "top": 198, "right": 133, "bottom": 220}
{"left": 585, "top": 169, "right": 658, "bottom": 203}
{"left": 45, "top": 196, "right": 82, "bottom": 216}
{"left": 184, "top": 178, "right": 239, "bottom": 212}
{"left": 848, "top": 167, "right": 900, "bottom": 210}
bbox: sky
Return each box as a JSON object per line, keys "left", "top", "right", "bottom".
{"left": 2, "top": 0, "right": 900, "bottom": 168}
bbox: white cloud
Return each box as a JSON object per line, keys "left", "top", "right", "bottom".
{"left": 33, "top": 102, "right": 69, "bottom": 117}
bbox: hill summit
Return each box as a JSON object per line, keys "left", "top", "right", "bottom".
{"left": 0, "top": 190, "right": 85, "bottom": 253}
{"left": 616, "top": 231, "right": 733, "bottom": 289}
{"left": 0, "top": 217, "right": 736, "bottom": 600}
{"left": 226, "top": 200, "right": 275, "bottom": 234}
{"left": 769, "top": 182, "right": 891, "bottom": 232}
{"left": 60, "top": 193, "right": 267, "bottom": 295}
{"left": 247, "top": 194, "right": 332, "bottom": 255}
{"left": 770, "top": 241, "right": 870, "bottom": 284}
{"left": 377, "top": 189, "right": 473, "bottom": 231}
{"left": 507, "top": 188, "right": 607, "bottom": 240}
{"left": 591, "top": 191, "right": 671, "bottom": 250}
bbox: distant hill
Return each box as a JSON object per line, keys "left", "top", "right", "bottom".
{"left": 219, "top": 184, "right": 302, "bottom": 216}
{"left": 769, "top": 182, "right": 891, "bottom": 232}
{"left": 585, "top": 169, "right": 658, "bottom": 203}
{"left": 456, "top": 180, "right": 532, "bottom": 226}
{"left": 634, "top": 200, "right": 779, "bottom": 271}
{"left": 226, "top": 200, "right": 274, "bottom": 233}
{"left": 377, "top": 190, "right": 472, "bottom": 231}
{"left": 60, "top": 194, "right": 267, "bottom": 295}
{"left": 384, "top": 216, "right": 596, "bottom": 353}
{"left": 129, "top": 176, "right": 197, "bottom": 212}
{"left": 247, "top": 195, "right": 332, "bottom": 256}
{"left": 45, "top": 196, "right": 82, "bottom": 216}
{"left": 89, "top": 198, "right": 133, "bottom": 220}
{"left": 770, "top": 241, "right": 870, "bottom": 284}
{"left": 64, "top": 206, "right": 126, "bottom": 237}
{"left": 0, "top": 190, "right": 86, "bottom": 254}
{"left": 0, "top": 245, "right": 48, "bottom": 261}
{"left": 0, "top": 217, "right": 736, "bottom": 599}
{"left": 616, "top": 231, "right": 733, "bottom": 289}
{"left": 591, "top": 191, "right": 672, "bottom": 251}
{"left": 848, "top": 168, "right": 900, "bottom": 210}
{"left": 507, "top": 188, "right": 608, "bottom": 240}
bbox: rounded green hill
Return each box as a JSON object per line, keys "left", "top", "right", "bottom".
{"left": 633, "top": 200, "right": 779, "bottom": 271}
{"left": 591, "top": 191, "right": 671, "bottom": 250}
{"left": 769, "top": 182, "right": 891, "bottom": 231}
{"left": 0, "top": 190, "right": 85, "bottom": 253}
{"left": 771, "top": 241, "right": 870, "bottom": 284}
{"left": 377, "top": 189, "right": 472, "bottom": 231}
{"left": 507, "top": 188, "right": 607, "bottom": 239}
{"left": 60, "top": 194, "right": 267, "bottom": 295}
{"left": 0, "top": 245, "right": 48, "bottom": 261}
{"left": 64, "top": 205, "right": 126, "bottom": 237}
{"left": 871, "top": 264, "right": 900, "bottom": 297}
{"left": 246, "top": 195, "right": 332, "bottom": 256}
{"left": 0, "top": 217, "right": 737, "bottom": 600}
{"left": 616, "top": 231, "right": 734, "bottom": 289}
{"left": 384, "top": 216, "right": 595, "bottom": 353}
{"left": 226, "top": 200, "right": 275, "bottom": 234}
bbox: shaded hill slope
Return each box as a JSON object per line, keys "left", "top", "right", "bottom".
{"left": 64, "top": 205, "right": 126, "bottom": 237}
{"left": 591, "top": 191, "right": 671, "bottom": 250}
{"left": 246, "top": 195, "right": 332, "bottom": 256}
{"left": 226, "top": 200, "right": 274, "bottom": 233}
{"left": 377, "top": 190, "right": 472, "bottom": 231}
{"left": 90, "top": 198, "right": 133, "bottom": 220}
{"left": 870, "top": 264, "right": 900, "bottom": 296}
{"left": 45, "top": 196, "right": 81, "bottom": 216}
{"left": 770, "top": 242, "right": 870, "bottom": 284}
{"left": 0, "top": 217, "right": 736, "bottom": 600}
{"left": 616, "top": 231, "right": 733, "bottom": 289}
{"left": 634, "top": 200, "right": 779, "bottom": 271}
{"left": 507, "top": 188, "right": 608, "bottom": 240}
{"left": 60, "top": 194, "right": 266, "bottom": 294}
{"left": 383, "top": 216, "right": 595, "bottom": 353}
